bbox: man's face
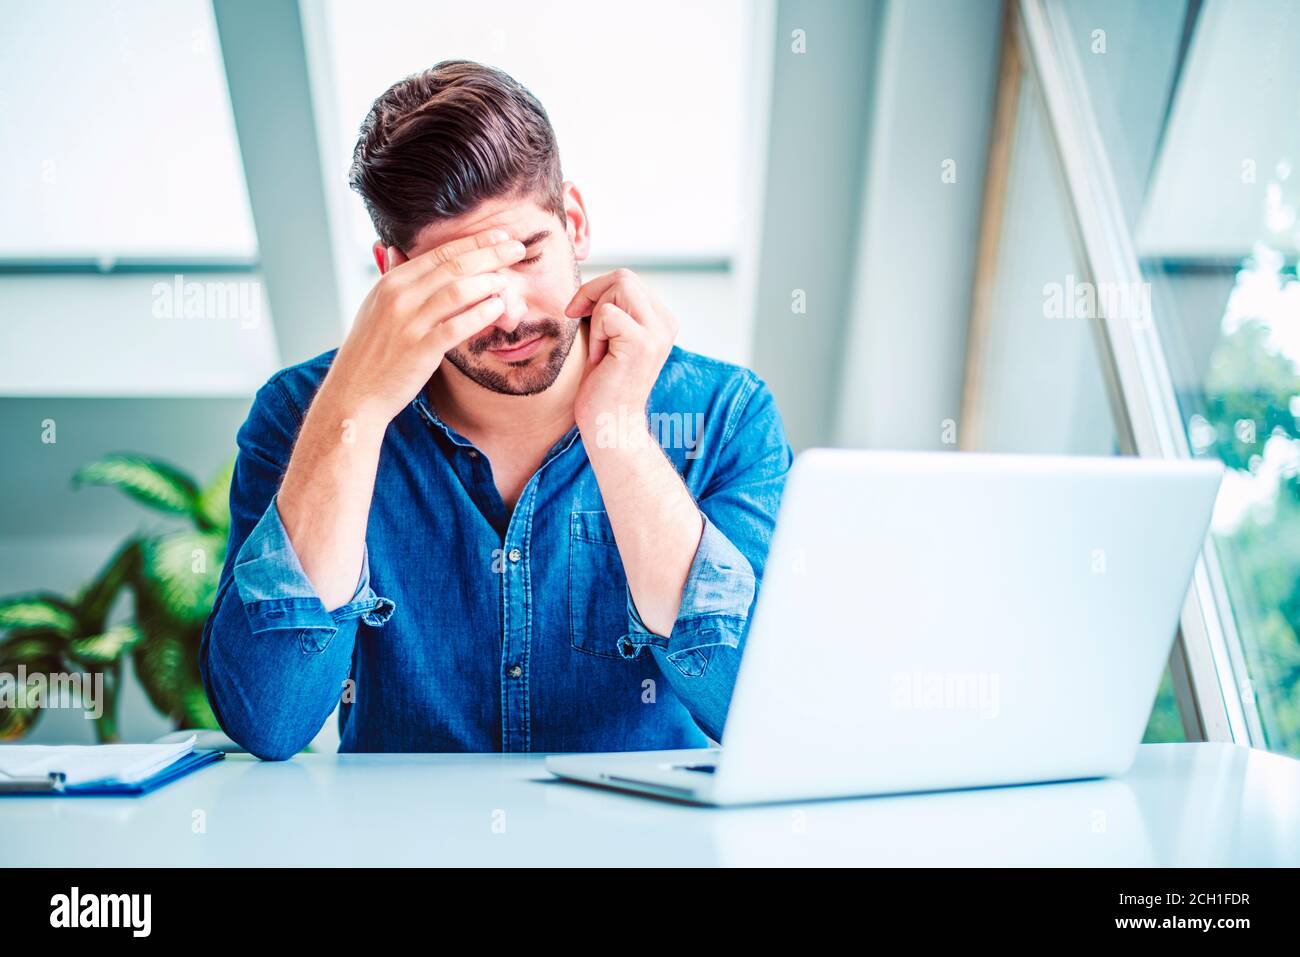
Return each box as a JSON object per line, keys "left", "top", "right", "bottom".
{"left": 401, "top": 190, "right": 588, "bottom": 396}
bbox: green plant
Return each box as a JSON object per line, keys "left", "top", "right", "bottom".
{"left": 0, "top": 454, "right": 233, "bottom": 742}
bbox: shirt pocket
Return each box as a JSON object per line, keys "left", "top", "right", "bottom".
{"left": 568, "top": 509, "right": 632, "bottom": 659}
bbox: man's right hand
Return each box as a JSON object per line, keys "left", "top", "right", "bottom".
{"left": 273, "top": 228, "right": 524, "bottom": 610}
{"left": 323, "top": 228, "right": 527, "bottom": 425}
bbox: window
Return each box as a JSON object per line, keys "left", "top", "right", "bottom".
{"left": 0, "top": 0, "right": 256, "bottom": 261}
{"left": 998, "top": 0, "right": 1300, "bottom": 755}
{"left": 1069, "top": 0, "right": 1300, "bottom": 755}
{"left": 0, "top": 0, "right": 276, "bottom": 396}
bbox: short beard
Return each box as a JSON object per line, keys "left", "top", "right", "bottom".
{"left": 444, "top": 315, "right": 581, "bottom": 396}
{"left": 443, "top": 253, "right": 585, "bottom": 397}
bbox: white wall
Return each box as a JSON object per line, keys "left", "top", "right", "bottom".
{"left": 834, "top": 0, "right": 1003, "bottom": 451}
{"left": 0, "top": 273, "right": 278, "bottom": 396}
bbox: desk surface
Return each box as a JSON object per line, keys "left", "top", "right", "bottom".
{"left": 4, "top": 743, "right": 1298, "bottom": 866}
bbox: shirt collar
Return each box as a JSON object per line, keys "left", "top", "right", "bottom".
{"left": 410, "top": 388, "right": 582, "bottom": 467}
{"left": 411, "top": 389, "right": 474, "bottom": 448}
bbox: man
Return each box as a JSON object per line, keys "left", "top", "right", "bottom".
{"left": 199, "top": 60, "right": 792, "bottom": 759}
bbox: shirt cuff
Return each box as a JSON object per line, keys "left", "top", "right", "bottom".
{"left": 233, "top": 493, "right": 395, "bottom": 640}
{"left": 617, "top": 512, "right": 755, "bottom": 674}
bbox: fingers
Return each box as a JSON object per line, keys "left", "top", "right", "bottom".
{"left": 430, "top": 228, "right": 512, "bottom": 265}
{"left": 608, "top": 274, "right": 656, "bottom": 333}
{"left": 388, "top": 229, "right": 526, "bottom": 290}
{"left": 588, "top": 302, "right": 639, "bottom": 364}
{"left": 433, "top": 294, "right": 507, "bottom": 350}
{"left": 421, "top": 272, "right": 507, "bottom": 326}
{"left": 566, "top": 270, "right": 624, "bottom": 318}
{"left": 428, "top": 238, "right": 527, "bottom": 286}
{"left": 567, "top": 268, "right": 670, "bottom": 338}
{"left": 393, "top": 228, "right": 512, "bottom": 279}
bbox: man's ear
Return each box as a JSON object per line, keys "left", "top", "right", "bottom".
{"left": 373, "top": 241, "right": 409, "bottom": 275}
{"left": 562, "top": 181, "right": 591, "bottom": 262}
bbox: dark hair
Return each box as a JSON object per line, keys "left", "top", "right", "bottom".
{"left": 349, "top": 60, "right": 565, "bottom": 250}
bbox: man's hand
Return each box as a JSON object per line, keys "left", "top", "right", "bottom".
{"left": 275, "top": 227, "right": 523, "bottom": 609}
{"left": 566, "top": 268, "right": 678, "bottom": 431}
{"left": 565, "top": 269, "right": 699, "bottom": 637}
{"left": 324, "top": 228, "right": 527, "bottom": 426}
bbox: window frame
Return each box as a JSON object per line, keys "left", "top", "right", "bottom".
{"left": 962, "top": 0, "right": 1267, "bottom": 745}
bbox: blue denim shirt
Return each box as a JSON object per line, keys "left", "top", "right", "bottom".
{"left": 199, "top": 346, "right": 792, "bottom": 760}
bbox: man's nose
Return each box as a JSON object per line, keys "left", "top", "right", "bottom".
{"left": 488, "top": 275, "right": 529, "bottom": 332}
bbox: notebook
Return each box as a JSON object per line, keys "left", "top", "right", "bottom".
{"left": 0, "top": 734, "right": 224, "bottom": 795}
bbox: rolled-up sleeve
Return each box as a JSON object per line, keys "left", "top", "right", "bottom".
{"left": 198, "top": 375, "right": 393, "bottom": 761}
{"left": 614, "top": 372, "right": 792, "bottom": 741}
{"left": 234, "top": 493, "right": 394, "bottom": 646}
{"left": 617, "top": 513, "right": 755, "bottom": 676}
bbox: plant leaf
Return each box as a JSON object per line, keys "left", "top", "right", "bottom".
{"left": 69, "top": 623, "right": 143, "bottom": 663}
{"left": 73, "top": 539, "right": 141, "bottom": 632}
{"left": 73, "top": 454, "right": 199, "bottom": 517}
{"left": 132, "top": 632, "right": 188, "bottom": 720}
{"left": 140, "top": 531, "right": 226, "bottom": 625}
{"left": 0, "top": 686, "right": 42, "bottom": 740}
{"left": 0, "top": 596, "right": 77, "bottom": 637}
{"left": 0, "top": 663, "right": 69, "bottom": 740}
{"left": 195, "top": 456, "right": 235, "bottom": 533}
{"left": 180, "top": 683, "right": 221, "bottom": 730}
{"left": 0, "top": 630, "right": 66, "bottom": 665}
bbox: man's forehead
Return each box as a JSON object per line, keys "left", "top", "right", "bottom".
{"left": 410, "top": 196, "right": 551, "bottom": 254}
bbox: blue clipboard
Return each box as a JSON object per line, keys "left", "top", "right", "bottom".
{"left": 0, "top": 748, "right": 224, "bottom": 796}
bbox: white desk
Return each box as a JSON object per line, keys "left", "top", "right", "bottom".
{"left": 4, "top": 743, "right": 1298, "bottom": 866}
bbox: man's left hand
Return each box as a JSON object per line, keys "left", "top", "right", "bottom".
{"left": 566, "top": 268, "right": 678, "bottom": 432}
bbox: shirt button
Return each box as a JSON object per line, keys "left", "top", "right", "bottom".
{"left": 467, "top": 449, "right": 479, "bottom": 459}
{"left": 507, "top": 548, "right": 522, "bottom": 563}
{"left": 507, "top": 664, "right": 523, "bottom": 679}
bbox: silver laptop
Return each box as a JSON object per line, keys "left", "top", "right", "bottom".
{"left": 545, "top": 449, "right": 1223, "bottom": 806}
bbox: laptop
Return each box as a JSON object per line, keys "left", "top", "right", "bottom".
{"left": 545, "top": 449, "right": 1224, "bottom": 806}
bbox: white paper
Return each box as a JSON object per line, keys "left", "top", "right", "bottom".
{"left": 0, "top": 734, "right": 196, "bottom": 787}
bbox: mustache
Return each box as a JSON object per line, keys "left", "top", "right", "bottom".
{"left": 468, "top": 318, "right": 565, "bottom": 355}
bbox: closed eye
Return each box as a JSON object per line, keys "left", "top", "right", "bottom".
{"left": 514, "top": 229, "right": 551, "bottom": 267}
